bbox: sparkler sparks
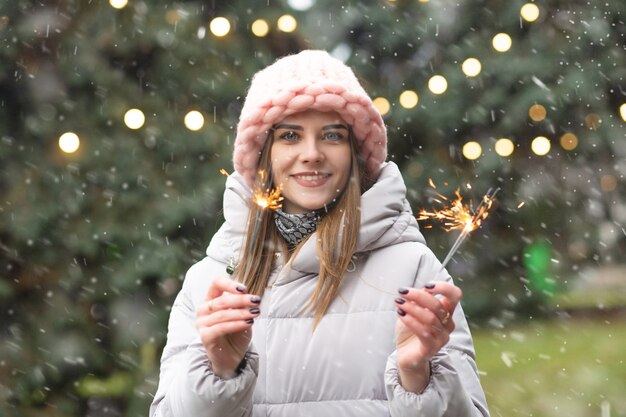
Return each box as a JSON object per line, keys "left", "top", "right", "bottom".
{"left": 417, "top": 182, "right": 499, "bottom": 268}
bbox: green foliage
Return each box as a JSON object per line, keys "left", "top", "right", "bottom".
{"left": 1, "top": 0, "right": 625, "bottom": 415}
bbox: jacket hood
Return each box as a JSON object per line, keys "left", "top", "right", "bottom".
{"left": 206, "top": 162, "right": 425, "bottom": 273}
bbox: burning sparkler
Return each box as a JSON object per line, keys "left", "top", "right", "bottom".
{"left": 417, "top": 183, "right": 500, "bottom": 268}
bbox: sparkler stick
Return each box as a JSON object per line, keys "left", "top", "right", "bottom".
{"left": 417, "top": 184, "right": 500, "bottom": 269}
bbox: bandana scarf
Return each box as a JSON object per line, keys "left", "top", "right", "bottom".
{"left": 274, "top": 208, "right": 323, "bottom": 249}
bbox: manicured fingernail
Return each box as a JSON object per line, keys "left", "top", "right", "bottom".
{"left": 394, "top": 297, "right": 406, "bottom": 305}
{"left": 244, "top": 318, "right": 254, "bottom": 324}
{"left": 423, "top": 282, "right": 436, "bottom": 289}
{"left": 250, "top": 295, "right": 261, "bottom": 304}
{"left": 249, "top": 308, "right": 260, "bottom": 314}
{"left": 398, "top": 287, "right": 409, "bottom": 295}
{"left": 236, "top": 285, "right": 246, "bottom": 293}
{"left": 397, "top": 308, "right": 406, "bottom": 317}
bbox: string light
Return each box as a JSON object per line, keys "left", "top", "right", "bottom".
{"left": 528, "top": 104, "right": 547, "bottom": 122}
{"left": 109, "top": 0, "right": 128, "bottom": 9}
{"left": 277, "top": 15, "right": 297, "bottom": 32}
{"left": 620, "top": 103, "right": 626, "bottom": 122}
{"left": 372, "top": 97, "right": 391, "bottom": 115}
{"left": 428, "top": 75, "right": 448, "bottom": 94}
{"left": 251, "top": 19, "right": 270, "bottom": 37}
{"left": 462, "top": 141, "right": 482, "bottom": 160}
{"left": 495, "top": 138, "right": 514, "bottom": 157}
{"left": 531, "top": 136, "right": 550, "bottom": 155}
{"left": 520, "top": 3, "right": 540, "bottom": 22}
{"left": 492, "top": 33, "right": 512, "bottom": 52}
{"left": 124, "top": 108, "right": 145, "bottom": 130}
{"left": 399, "top": 90, "right": 419, "bottom": 109}
{"left": 209, "top": 17, "right": 231, "bottom": 37}
{"left": 184, "top": 110, "right": 205, "bottom": 131}
{"left": 461, "top": 58, "right": 482, "bottom": 77}
{"left": 59, "top": 132, "right": 80, "bottom": 153}
{"left": 560, "top": 133, "right": 578, "bottom": 150}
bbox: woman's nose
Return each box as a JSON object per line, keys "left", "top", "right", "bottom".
{"left": 298, "top": 137, "right": 323, "bottom": 163}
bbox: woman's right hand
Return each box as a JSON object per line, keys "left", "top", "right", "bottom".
{"left": 195, "top": 276, "right": 261, "bottom": 379}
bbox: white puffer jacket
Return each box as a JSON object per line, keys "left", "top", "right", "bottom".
{"left": 150, "top": 162, "right": 490, "bottom": 417}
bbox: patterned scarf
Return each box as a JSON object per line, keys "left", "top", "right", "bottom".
{"left": 274, "top": 208, "right": 323, "bottom": 249}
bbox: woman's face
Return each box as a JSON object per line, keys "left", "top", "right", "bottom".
{"left": 270, "top": 109, "right": 352, "bottom": 214}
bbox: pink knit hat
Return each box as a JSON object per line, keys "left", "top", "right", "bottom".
{"left": 233, "top": 50, "right": 387, "bottom": 188}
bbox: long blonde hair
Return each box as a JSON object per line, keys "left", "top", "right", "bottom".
{"left": 235, "top": 129, "right": 368, "bottom": 328}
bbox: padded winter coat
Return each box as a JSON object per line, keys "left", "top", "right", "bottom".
{"left": 150, "top": 162, "right": 490, "bottom": 417}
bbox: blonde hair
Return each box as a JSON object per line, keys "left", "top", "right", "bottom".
{"left": 235, "top": 129, "right": 367, "bottom": 328}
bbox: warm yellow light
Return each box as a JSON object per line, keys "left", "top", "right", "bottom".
{"left": 277, "top": 15, "right": 297, "bottom": 32}
{"left": 59, "top": 132, "right": 80, "bottom": 153}
{"left": 560, "top": 133, "right": 578, "bottom": 150}
{"left": 428, "top": 75, "right": 448, "bottom": 95}
{"left": 462, "top": 141, "right": 482, "bottom": 160}
{"left": 520, "top": 3, "right": 540, "bottom": 22}
{"left": 585, "top": 113, "right": 601, "bottom": 130}
{"left": 109, "top": 0, "right": 128, "bottom": 9}
{"left": 373, "top": 97, "right": 391, "bottom": 116}
{"left": 251, "top": 19, "right": 270, "bottom": 37}
{"left": 418, "top": 0, "right": 430, "bottom": 2}
{"left": 210, "top": 17, "right": 231, "bottom": 37}
{"left": 124, "top": 108, "right": 145, "bottom": 130}
{"left": 495, "top": 138, "right": 514, "bottom": 157}
{"left": 492, "top": 33, "right": 512, "bottom": 52}
{"left": 531, "top": 136, "right": 551, "bottom": 155}
{"left": 620, "top": 103, "right": 626, "bottom": 122}
{"left": 399, "top": 90, "right": 419, "bottom": 109}
{"left": 600, "top": 175, "right": 617, "bottom": 192}
{"left": 184, "top": 110, "right": 205, "bottom": 131}
{"left": 462, "top": 58, "right": 482, "bottom": 77}
{"left": 528, "top": 104, "right": 547, "bottom": 122}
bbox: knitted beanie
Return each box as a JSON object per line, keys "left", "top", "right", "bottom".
{"left": 233, "top": 50, "right": 387, "bottom": 188}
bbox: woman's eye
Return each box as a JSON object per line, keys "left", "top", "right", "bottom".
{"left": 323, "top": 131, "right": 344, "bottom": 141}
{"left": 279, "top": 131, "right": 298, "bottom": 141}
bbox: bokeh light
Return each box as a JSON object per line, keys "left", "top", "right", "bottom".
{"left": 124, "top": 108, "right": 145, "bottom": 130}
{"left": 251, "top": 19, "right": 270, "bottom": 37}
{"left": 462, "top": 141, "right": 482, "bottom": 160}
{"left": 531, "top": 136, "right": 551, "bottom": 155}
{"left": 529, "top": 104, "right": 547, "bottom": 122}
{"left": 287, "top": 0, "right": 315, "bottom": 11}
{"left": 109, "top": 0, "right": 128, "bottom": 9}
{"left": 520, "top": 3, "right": 540, "bottom": 22}
{"left": 462, "top": 58, "right": 482, "bottom": 77}
{"left": 277, "top": 15, "right": 297, "bottom": 32}
{"left": 620, "top": 103, "right": 626, "bottom": 121}
{"left": 58, "top": 132, "right": 80, "bottom": 153}
{"left": 495, "top": 138, "right": 514, "bottom": 157}
{"left": 560, "top": 133, "right": 578, "bottom": 150}
{"left": 492, "top": 33, "right": 512, "bottom": 52}
{"left": 585, "top": 113, "right": 601, "bottom": 130}
{"left": 184, "top": 110, "right": 205, "bottom": 131}
{"left": 428, "top": 75, "right": 448, "bottom": 94}
{"left": 373, "top": 97, "right": 391, "bottom": 116}
{"left": 399, "top": 90, "right": 419, "bottom": 109}
{"left": 210, "top": 17, "right": 231, "bottom": 37}
{"left": 600, "top": 175, "right": 617, "bottom": 192}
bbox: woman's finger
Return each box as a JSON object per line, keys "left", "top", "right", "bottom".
{"left": 197, "top": 319, "right": 255, "bottom": 342}
{"left": 396, "top": 310, "right": 449, "bottom": 348}
{"left": 204, "top": 276, "right": 248, "bottom": 301}
{"left": 396, "top": 287, "right": 449, "bottom": 324}
{"left": 422, "top": 281, "right": 462, "bottom": 312}
{"left": 196, "top": 306, "right": 261, "bottom": 328}
{"left": 197, "top": 293, "right": 261, "bottom": 317}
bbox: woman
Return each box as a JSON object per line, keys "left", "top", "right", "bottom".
{"left": 150, "top": 50, "right": 490, "bottom": 417}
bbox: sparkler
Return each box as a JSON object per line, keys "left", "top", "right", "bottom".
{"left": 417, "top": 183, "right": 500, "bottom": 268}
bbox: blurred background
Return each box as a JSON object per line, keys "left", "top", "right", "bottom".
{"left": 1, "top": 0, "right": 625, "bottom": 416}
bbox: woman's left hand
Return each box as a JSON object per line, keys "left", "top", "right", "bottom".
{"left": 393, "top": 281, "right": 462, "bottom": 392}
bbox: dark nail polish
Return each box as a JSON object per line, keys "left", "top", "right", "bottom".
{"left": 250, "top": 295, "right": 261, "bottom": 304}
{"left": 245, "top": 318, "right": 254, "bottom": 324}
{"left": 394, "top": 297, "right": 406, "bottom": 305}
{"left": 423, "top": 282, "right": 436, "bottom": 289}
{"left": 249, "top": 308, "right": 260, "bottom": 314}
{"left": 398, "top": 287, "right": 409, "bottom": 295}
{"left": 236, "top": 285, "right": 246, "bottom": 293}
{"left": 397, "top": 308, "right": 406, "bottom": 317}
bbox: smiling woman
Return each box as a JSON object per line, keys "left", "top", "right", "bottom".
{"left": 150, "top": 50, "right": 490, "bottom": 417}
